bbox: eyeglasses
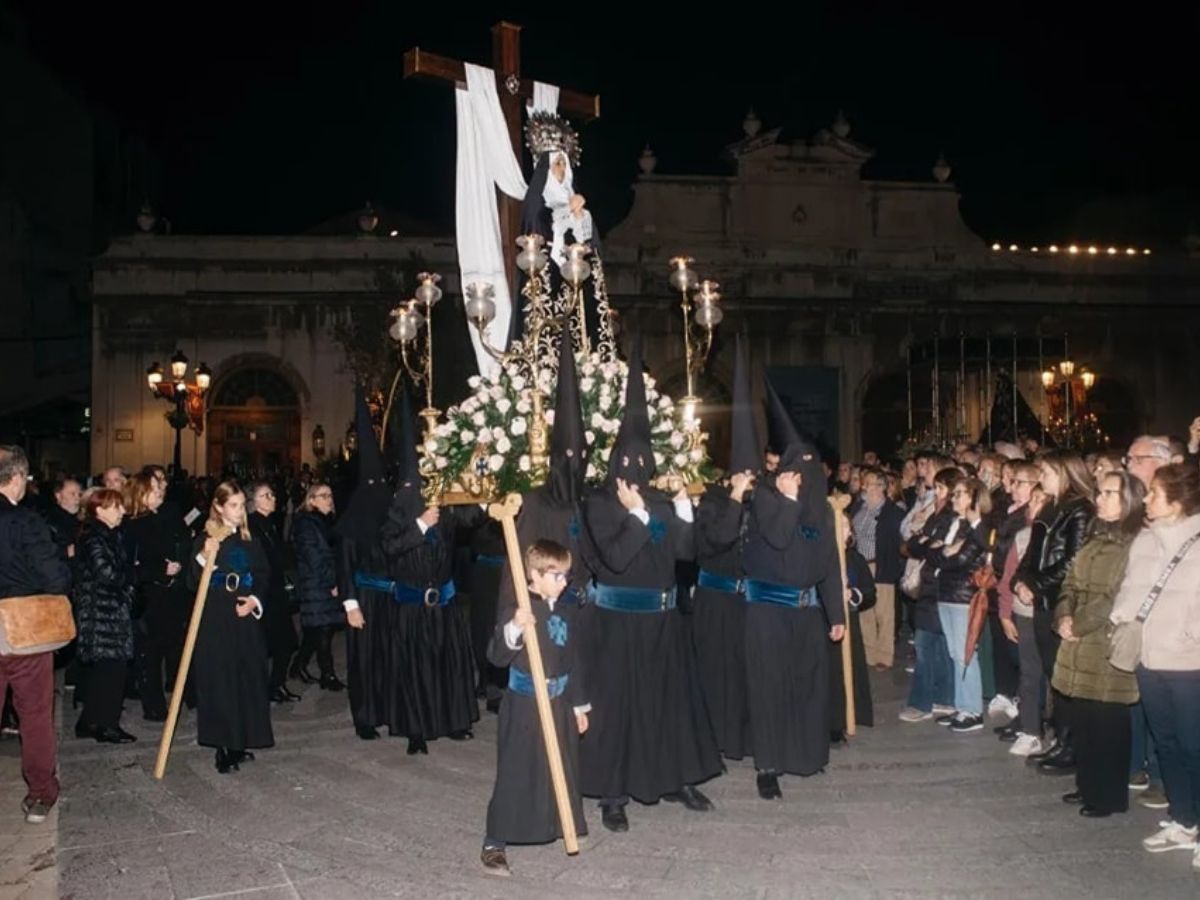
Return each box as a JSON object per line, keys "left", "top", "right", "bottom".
{"left": 313, "top": 491, "right": 333, "bottom": 500}
{"left": 1123, "top": 454, "right": 1164, "bottom": 467}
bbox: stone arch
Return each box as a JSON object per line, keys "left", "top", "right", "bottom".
{"left": 209, "top": 352, "right": 312, "bottom": 410}
{"left": 206, "top": 354, "right": 307, "bottom": 480}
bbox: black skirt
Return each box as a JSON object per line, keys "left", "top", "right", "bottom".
{"left": 745, "top": 604, "right": 830, "bottom": 776}
{"left": 346, "top": 588, "right": 479, "bottom": 739}
{"left": 691, "top": 585, "right": 752, "bottom": 759}
{"left": 486, "top": 692, "right": 588, "bottom": 844}
{"left": 194, "top": 599, "right": 274, "bottom": 752}
{"left": 579, "top": 606, "right": 722, "bottom": 803}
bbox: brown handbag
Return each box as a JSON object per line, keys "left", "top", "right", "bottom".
{"left": 0, "top": 594, "right": 76, "bottom": 656}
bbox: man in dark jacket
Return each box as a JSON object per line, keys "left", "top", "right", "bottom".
{"left": 851, "top": 468, "right": 905, "bottom": 669}
{"left": 0, "top": 446, "right": 72, "bottom": 824}
{"left": 41, "top": 476, "right": 82, "bottom": 560}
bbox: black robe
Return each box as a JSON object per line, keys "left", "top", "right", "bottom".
{"left": 375, "top": 493, "right": 482, "bottom": 739}
{"left": 248, "top": 512, "right": 298, "bottom": 689}
{"left": 485, "top": 589, "right": 589, "bottom": 844}
{"left": 691, "top": 484, "right": 752, "bottom": 760}
{"left": 831, "top": 548, "right": 875, "bottom": 732}
{"left": 339, "top": 536, "right": 403, "bottom": 734}
{"left": 577, "top": 487, "right": 721, "bottom": 803}
{"left": 467, "top": 520, "right": 507, "bottom": 701}
{"left": 741, "top": 484, "right": 844, "bottom": 776}
{"left": 188, "top": 532, "right": 274, "bottom": 752}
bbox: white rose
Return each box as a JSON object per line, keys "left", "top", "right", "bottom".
{"left": 468, "top": 375, "right": 481, "bottom": 389}
{"left": 511, "top": 376, "right": 526, "bottom": 392}
{"left": 585, "top": 430, "right": 596, "bottom": 444}
{"left": 600, "top": 393, "right": 613, "bottom": 411}
{"left": 544, "top": 409, "right": 556, "bottom": 426}
{"left": 582, "top": 363, "right": 597, "bottom": 377}
{"left": 505, "top": 364, "right": 521, "bottom": 380}
{"left": 600, "top": 446, "right": 612, "bottom": 461}
{"left": 673, "top": 452, "right": 688, "bottom": 467}
{"left": 488, "top": 454, "right": 505, "bottom": 472}
{"left": 604, "top": 419, "right": 619, "bottom": 434}
{"left": 460, "top": 398, "right": 476, "bottom": 414}
{"left": 659, "top": 396, "right": 672, "bottom": 410}
{"left": 496, "top": 435, "right": 512, "bottom": 454}
{"left": 424, "top": 438, "right": 438, "bottom": 452}
{"left": 472, "top": 411, "right": 486, "bottom": 427}
{"left": 435, "top": 455, "right": 448, "bottom": 470}
{"left": 496, "top": 398, "right": 512, "bottom": 415}
{"left": 591, "top": 412, "right": 605, "bottom": 429}
{"left": 602, "top": 363, "right": 618, "bottom": 379}
{"left": 516, "top": 399, "right": 531, "bottom": 415}
{"left": 459, "top": 429, "right": 475, "bottom": 444}
{"left": 647, "top": 390, "right": 659, "bottom": 403}
{"left": 518, "top": 455, "right": 531, "bottom": 472}
{"left": 476, "top": 429, "right": 492, "bottom": 445}
{"left": 586, "top": 463, "right": 598, "bottom": 479}
{"left": 489, "top": 385, "right": 505, "bottom": 401}
{"left": 580, "top": 377, "right": 595, "bottom": 392}
{"left": 435, "top": 423, "right": 450, "bottom": 438}
{"left": 492, "top": 426, "right": 506, "bottom": 441}
{"left": 511, "top": 418, "right": 527, "bottom": 436}
{"left": 655, "top": 451, "right": 666, "bottom": 467}
{"left": 669, "top": 432, "right": 684, "bottom": 449}
{"left": 690, "top": 447, "right": 704, "bottom": 462}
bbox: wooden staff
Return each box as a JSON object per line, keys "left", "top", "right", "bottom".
{"left": 487, "top": 493, "right": 579, "bottom": 856}
{"left": 154, "top": 519, "right": 232, "bottom": 780}
{"left": 828, "top": 493, "right": 855, "bottom": 737}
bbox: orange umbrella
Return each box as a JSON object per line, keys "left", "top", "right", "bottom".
{"left": 964, "top": 530, "right": 998, "bottom": 667}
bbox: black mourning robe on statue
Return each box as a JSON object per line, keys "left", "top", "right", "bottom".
{"left": 741, "top": 483, "right": 844, "bottom": 776}
{"left": 578, "top": 488, "right": 721, "bottom": 802}
{"left": 188, "top": 532, "right": 274, "bottom": 752}
{"left": 377, "top": 491, "right": 482, "bottom": 739}
{"left": 691, "top": 484, "right": 752, "bottom": 760}
{"left": 485, "top": 589, "right": 589, "bottom": 844}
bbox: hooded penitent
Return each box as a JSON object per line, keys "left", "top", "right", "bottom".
{"left": 608, "top": 332, "right": 655, "bottom": 490}
{"left": 546, "top": 333, "right": 587, "bottom": 506}
{"left": 334, "top": 385, "right": 392, "bottom": 545}
{"left": 764, "top": 378, "right": 829, "bottom": 530}
{"left": 728, "top": 334, "right": 760, "bottom": 475}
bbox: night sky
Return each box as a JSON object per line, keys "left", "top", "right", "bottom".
{"left": 10, "top": 1, "right": 1200, "bottom": 246}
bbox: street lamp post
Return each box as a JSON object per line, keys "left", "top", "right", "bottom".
{"left": 146, "top": 351, "right": 212, "bottom": 480}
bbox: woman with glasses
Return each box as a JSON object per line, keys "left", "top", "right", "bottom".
{"left": 1051, "top": 470, "right": 1145, "bottom": 817}
{"left": 290, "top": 482, "right": 343, "bottom": 691}
{"left": 1014, "top": 451, "right": 1096, "bottom": 772}
{"left": 930, "top": 476, "right": 993, "bottom": 733}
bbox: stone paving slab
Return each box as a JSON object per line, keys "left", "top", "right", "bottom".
{"left": 7, "top": 657, "right": 1189, "bottom": 899}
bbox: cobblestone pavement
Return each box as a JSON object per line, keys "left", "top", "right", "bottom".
{"left": 15, "top": 662, "right": 1195, "bottom": 899}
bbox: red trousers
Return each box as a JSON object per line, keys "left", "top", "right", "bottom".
{"left": 0, "top": 651, "right": 59, "bottom": 804}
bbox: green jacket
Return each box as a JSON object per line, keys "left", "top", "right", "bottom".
{"left": 1051, "top": 526, "right": 1138, "bottom": 705}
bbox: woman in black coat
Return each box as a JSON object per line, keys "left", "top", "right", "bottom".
{"left": 125, "top": 472, "right": 191, "bottom": 721}
{"left": 290, "top": 483, "right": 343, "bottom": 690}
{"left": 247, "top": 481, "right": 300, "bottom": 704}
{"left": 73, "top": 489, "right": 137, "bottom": 743}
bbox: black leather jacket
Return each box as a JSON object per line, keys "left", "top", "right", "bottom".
{"left": 1015, "top": 495, "right": 1094, "bottom": 611}
{"left": 932, "top": 518, "right": 991, "bottom": 605}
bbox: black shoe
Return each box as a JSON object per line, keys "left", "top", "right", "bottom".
{"left": 74, "top": 721, "right": 99, "bottom": 740}
{"left": 280, "top": 687, "right": 302, "bottom": 702}
{"left": 142, "top": 710, "right": 167, "bottom": 723}
{"left": 1080, "top": 805, "right": 1111, "bottom": 818}
{"left": 486, "top": 697, "right": 502, "bottom": 715}
{"left": 95, "top": 727, "right": 137, "bottom": 744}
{"left": 1062, "top": 791, "right": 1083, "bottom": 805}
{"left": 356, "top": 726, "right": 379, "bottom": 741}
{"left": 601, "top": 804, "right": 629, "bottom": 833}
{"left": 448, "top": 729, "right": 474, "bottom": 741}
{"left": 1037, "top": 752, "right": 1077, "bottom": 775}
{"left": 996, "top": 725, "right": 1019, "bottom": 743}
{"left": 1026, "top": 739, "right": 1062, "bottom": 763}
{"left": 215, "top": 748, "right": 239, "bottom": 774}
{"left": 270, "top": 687, "right": 295, "bottom": 704}
{"left": 756, "top": 772, "right": 782, "bottom": 800}
{"left": 480, "top": 846, "right": 510, "bottom": 876}
{"left": 662, "top": 784, "right": 714, "bottom": 812}
{"left": 318, "top": 674, "right": 345, "bottom": 692}
{"left": 229, "top": 750, "right": 255, "bottom": 765}
{"left": 935, "top": 713, "right": 957, "bottom": 727}
{"left": 290, "top": 663, "right": 318, "bottom": 685}
{"left": 406, "top": 738, "right": 428, "bottom": 756}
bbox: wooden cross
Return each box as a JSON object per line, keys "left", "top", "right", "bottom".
{"left": 403, "top": 21, "right": 601, "bottom": 286}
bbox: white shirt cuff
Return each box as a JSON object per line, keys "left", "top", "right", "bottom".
{"left": 504, "top": 620, "right": 524, "bottom": 650}
{"left": 849, "top": 588, "right": 863, "bottom": 609}
{"left": 573, "top": 703, "right": 592, "bottom": 715}
{"left": 342, "top": 599, "right": 360, "bottom": 612}
{"left": 629, "top": 507, "right": 650, "bottom": 525}
{"left": 248, "top": 596, "right": 263, "bottom": 620}
{"left": 673, "top": 497, "right": 694, "bottom": 523}
{"left": 416, "top": 518, "right": 430, "bottom": 535}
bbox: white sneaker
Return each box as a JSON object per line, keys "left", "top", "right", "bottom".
{"left": 988, "top": 694, "right": 1019, "bottom": 720}
{"left": 931, "top": 704, "right": 956, "bottom": 716}
{"left": 1009, "top": 733, "right": 1043, "bottom": 757}
{"left": 1143, "top": 820, "right": 1199, "bottom": 853}
{"left": 898, "top": 707, "right": 933, "bottom": 723}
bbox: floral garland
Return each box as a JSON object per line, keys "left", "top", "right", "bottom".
{"left": 421, "top": 351, "right": 709, "bottom": 497}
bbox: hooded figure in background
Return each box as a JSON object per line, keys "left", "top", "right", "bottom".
{"left": 691, "top": 334, "right": 758, "bottom": 761}
{"left": 577, "top": 333, "right": 721, "bottom": 833}
{"left": 740, "top": 379, "right": 846, "bottom": 800}
{"left": 337, "top": 386, "right": 402, "bottom": 741}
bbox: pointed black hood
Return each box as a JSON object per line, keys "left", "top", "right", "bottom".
{"left": 728, "top": 334, "right": 760, "bottom": 475}
{"left": 764, "top": 377, "right": 828, "bottom": 523}
{"left": 394, "top": 379, "right": 421, "bottom": 486}
{"left": 547, "top": 333, "right": 587, "bottom": 505}
{"left": 609, "top": 332, "right": 655, "bottom": 489}
{"left": 334, "top": 385, "right": 391, "bottom": 543}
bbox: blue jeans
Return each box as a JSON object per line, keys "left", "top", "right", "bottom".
{"left": 1130, "top": 701, "right": 1162, "bottom": 781}
{"left": 907, "top": 627, "right": 954, "bottom": 713}
{"left": 937, "top": 603, "right": 983, "bottom": 716}
{"left": 1138, "top": 667, "right": 1200, "bottom": 828}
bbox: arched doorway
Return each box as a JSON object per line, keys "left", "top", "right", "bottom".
{"left": 206, "top": 368, "right": 302, "bottom": 480}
